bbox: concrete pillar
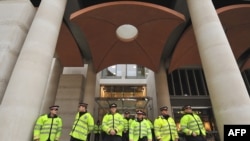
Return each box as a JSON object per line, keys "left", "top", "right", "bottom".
{"left": 83, "top": 62, "right": 97, "bottom": 116}
{"left": 81, "top": 62, "right": 96, "bottom": 141}
{"left": 40, "top": 58, "right": 63, "bottom": 114}
{"left": 0, "top": 0, "right": 35, "bottom": 103}
{"left": 0, "top": 0, "right": 67, "bottom": 140}
{"left": 95, "top": 70, "right": 101, "bottom": 120}
{"left": 155, "top": 62, "right": 173, "bottom": 116}
{"left": 187, "top": 0, "right": 250, "bottom": 140}
{"left": 146, "top": 70, "right": 157, "bottom": 119}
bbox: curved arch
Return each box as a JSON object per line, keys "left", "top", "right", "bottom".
{"left": 70, "top": 1, "right": 186, "bottom": 72}
{"left": 169, "top": 4, "right": 250, "bottom": 73}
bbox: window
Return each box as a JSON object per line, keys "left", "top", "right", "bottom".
{"left": 101, "top": 64, "right": 149, "bottom": 79}
{"left": 102, "top": 65, "right": 122, "bottom": 78}
{"left": 167, "top": 69, "right": 209, "bottom": 96}
{"left": 126, "top": 64, "right": 148, "bottom": 78}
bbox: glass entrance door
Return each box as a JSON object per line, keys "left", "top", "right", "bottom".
{"left": 95, "top": 85, "right": 151, "bottom": 118}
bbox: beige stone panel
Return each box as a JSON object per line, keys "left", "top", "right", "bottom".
{"left": 55, "top": 74, "right": 84, "bottom": 141}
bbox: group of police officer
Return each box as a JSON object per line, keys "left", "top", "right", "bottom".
{"left": 33, "top": 103, "right": 206, "bottom": 141}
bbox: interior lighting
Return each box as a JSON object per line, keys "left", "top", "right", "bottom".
{"left": 116, "top": 24, "right": 138, "bottom": 42}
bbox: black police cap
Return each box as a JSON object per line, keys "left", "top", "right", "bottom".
{"left": 124, "top": 111, "right": 130, "bottom": 114}
{"left": 182, "top": 105, "right": 192, "bottom": 110}
{"left": 79, "top": 102, "right": 88, "bottom": 107}
{"left": 109, "top": 103, "right": 117, "bottom": 108}
{"left": 49, "top": 105, "right": 59, "bottom": 110}
{"left": 160, "top": 106, "right": 168, "bottom": 111}
{"left": 136, "top": 110, "right": 144, "bottom": 114}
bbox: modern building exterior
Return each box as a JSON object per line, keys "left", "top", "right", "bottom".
{"left": 0, "top": 0, "right": 250, "bottom": 141}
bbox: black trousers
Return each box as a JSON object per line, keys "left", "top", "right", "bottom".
{"left": 185, "top": 135, "right": 206, "bottom": 141}
{"left": 151, "top": 129, "right": 156, "bottom": 141}
{"left": 101, "top": 131, "right": 107, "bottom": 141}
{"left": 138, "top": 136, "right": 147, "bottom": 141}
{"left": 103, "top": 135, "right": 122, "bottom": 141}
{"left": 70, "top": 134, "right": 90, "bottom": 141}
{"left": 94, "top": 133, "right": 100, "bottom": 141}
{"left": 70, "top": 136, "right": 84, "bottom": 141}
{"left": 122, "top": 132, "right": 129, "bottom": 141}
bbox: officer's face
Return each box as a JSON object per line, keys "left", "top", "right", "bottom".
{"left": 161, "top": 109, "right": 168, "bottom": 115}
{"left": 137, "top": 114, "right": 143, "bottom": 119}
{"left": 110, "top": 107, "right": 117, "bottom": 113}
{"left": 50, "top": 108, "right": 59, "bottom": 115}
{"left": 79, "top": 105, "right": 86, "bottom": 112}
{"left": 184, "top": 107, "right": 192, "bottom": 113}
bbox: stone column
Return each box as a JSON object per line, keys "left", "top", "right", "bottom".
{"left": 83, "top": 62, "right": 97, "bottom": 115}
{"left": 187, "top": 0, "right": 250, "bottom": 140}
{"left": 155, "top": 62, "right": 173, "bottom": 116}
{"left": 40, "top": 58, "right": 63, "bottom": 114}
{"left": 0, "top": 0, "right": 67, "bottom": 140}
{"left": 82, "top": 62, "right": 96, "bottom": 141}
{"left": 0, "top": 0, "right": 35, "bottom": 103}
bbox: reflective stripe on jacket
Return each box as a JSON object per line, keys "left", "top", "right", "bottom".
{"left": 180, "top": 113, "right": 206, "bottom": 136}
{"left": 70, "top": 112, "right": 94, "bottom": 140}
{"left": 154, "top": 116, "right": 179, "bottom": 141}
{"left": 129, "top": 119, "right": 152, "bottom": 141}
{"left": 102, "top": 113, "right": 124, "bottom": 136}
{"left": 123, "top": 118, "right": 133, "bottom": 132}
{"left": 94, "top": 124, "right": 102, "bottom": 134}
{"left": 145, "top": 119, "right": 153, "bottom": 129}
{"left": 33, "top": 114, "right": 62, "bottom": 141}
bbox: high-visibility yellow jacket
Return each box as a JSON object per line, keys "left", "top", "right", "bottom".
{"left": 94, "top": 124, "right": 102, "bottom": 134}
{"left": 180, "top": 113, "right": 206, "bottom": 136}
{"left": 69, "top": 112, "right": 94, "bottom": 140}
{"left": 33, "top": 114, "right": 62, "bottom": 141}
{"left": 154, "top": 115, "right": 179, "bottom": 141}
{"left": 123, "top": 117, "right": 134, "bottom": 132}
{"left": 102, "top": 112, "right": 124, "bottom": 136}
{"left": 129, "top": 118, "right": 152, "bottom": 141}
{"left": 145, "top": 118, "right": 154, "bottom": 129}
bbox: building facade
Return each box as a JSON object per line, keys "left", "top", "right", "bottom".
{"left": 0, "top": 0, "right": 250, "bottom": 141}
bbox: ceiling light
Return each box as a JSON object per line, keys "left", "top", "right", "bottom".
{"left": 116, "top": 24, "right": 138, "bottom": 42}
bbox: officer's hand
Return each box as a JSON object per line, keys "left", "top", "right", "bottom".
{"left": 110, "top": 129, "right": 116, "bottom": 135}
{"left": 192, "top": 132, "right": 197, "bottom": 136}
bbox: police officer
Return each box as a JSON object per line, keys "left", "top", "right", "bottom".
{"left": 129, "top": 110, "right": 152, "bottom": 141}
{"left": 93, "top": 120, "right": 102, "bottom": 141}
{"left": 154, "top": 106, "right": 179, "bottom": 141}
{"left": 69, "top": 102, "right": 94, "bottom": 141}
{"left": 143, "top": 112, "right": 155, "bottom": 141}
{"left": 122, "top": 111, "right": 131, "bottom": 141}
{"left": 102, "top": 103, "right": 124, "bottom": 141}
{"left": 33, "top": 105, "right": 63, "bottom": 141}
{"left": 180, "top": 105, "right": 206, "bottom": 141}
